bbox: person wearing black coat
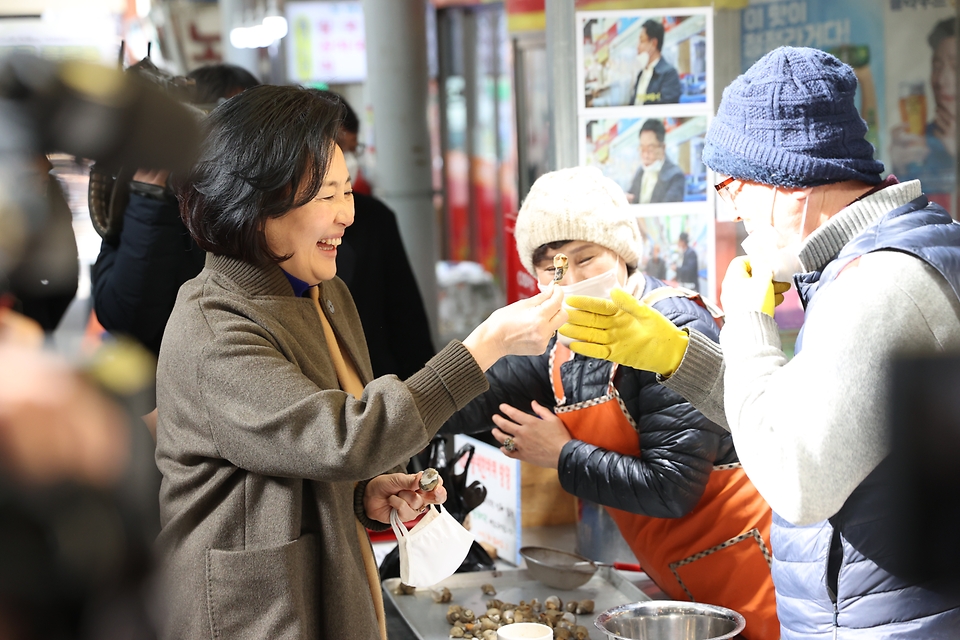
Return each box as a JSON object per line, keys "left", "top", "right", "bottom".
{"left": 442, "top": 167, "right": 779, "bottom": 639}
{"left": 91, "top": 66, "right": 261, "bottom": 359}
{"left": 336, "top": 192, "right": 435, "bottom": 379}
{"left": 92, "top": 174, "right": 205, "bottom": 358}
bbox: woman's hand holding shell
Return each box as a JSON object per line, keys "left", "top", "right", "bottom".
{"left": 463, "top": 285, "right": 566, "bottom": 371}
{"left": 364, "top": 471, "right": 447, "bottom": 524}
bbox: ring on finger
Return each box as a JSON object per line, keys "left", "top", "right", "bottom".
{"left": 503, "top": 437, "right": 517, "bottom": 453}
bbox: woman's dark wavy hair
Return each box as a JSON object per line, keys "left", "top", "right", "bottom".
{"left": 177, "top": 85, "right": 345, "bottom": 264}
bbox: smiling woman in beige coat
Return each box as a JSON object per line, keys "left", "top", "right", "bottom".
{"left": 154, "top": 86, "right": 565, "bottom": 640}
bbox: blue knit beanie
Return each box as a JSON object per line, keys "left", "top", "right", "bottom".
{"left": 702, "top": 46, "right": 884, "bottom": 188}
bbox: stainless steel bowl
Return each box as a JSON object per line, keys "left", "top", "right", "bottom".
{"left": 519, "top": 546, "right": 597, "bottom": 590}
{"left": 594, "top": 600, "right": 746, "bottom": 640}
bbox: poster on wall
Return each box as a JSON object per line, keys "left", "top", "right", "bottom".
{"left": 578, "top": 11, "right": 710, "bottom": 108}
{"left": 576, "top": 8, "right": 715, "bottom": 295}
{"left": 453, "top": 434, "right": 522, "bottom": 566}
{"left": 882, "top": 0, "right": 955, "bottom": 217}
{"left": 739, "top": 0, "right": 887, "bottom": 182}
{"left": 580, "top": 115, "right": 708, "bottom": 210}
{"left": 285, "top": 1, "right": 366, "bottom": 84}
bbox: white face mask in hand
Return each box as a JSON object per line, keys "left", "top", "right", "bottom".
{"left": 740, "top": 224, "right": 801, "bottom": 284}
{"left": 740, "top": 187, "right": 804, "bottom": 285}
{"left": 390, "top": 505, "right": 474, "bottom": 588}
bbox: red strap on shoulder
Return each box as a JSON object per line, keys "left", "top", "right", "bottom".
{"left": 837, "top": 256, "right": 862, "bottom": 278}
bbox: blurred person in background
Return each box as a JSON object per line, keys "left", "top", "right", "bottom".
{"left": 186, "top": 63, "right": 260, "bottom": 107}
{"left": 3, "top": 156, "right": 79, "bottom": 333}
{"left": 0, "top": 55, "right": 193, "bottom": 637}
{"left": 156, "top": 85, "right": 565, "bottom": 639}
{"left": 332, "top": 92, "right": 373, "bottom": 195}
{"left": 92, "top": 63, "right": 259, "bottom": 360}
{"left": 91, "top": 62, "right": 259, "bottom": 437}
{"left": 563, "top": 46, "right": 960, "bottom": 638}
{"left": 91, "top": 165, "right": 204, "bottom": 360}
{"left": 442, "top": 166, "right": 779, "bottom": 639}
{"left": 319, "top": 91, "right": 436, "bottom": 379}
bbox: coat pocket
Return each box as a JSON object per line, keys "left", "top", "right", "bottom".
{"left": 206, "top": 534, "right": 318, "bottom": 640}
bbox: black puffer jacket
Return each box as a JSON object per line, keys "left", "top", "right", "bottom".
{"left": 92, "top": 191, "right": 205, "bottom": 357}
{"left": 442, "top": 275, "right": 734, "bottom": 519}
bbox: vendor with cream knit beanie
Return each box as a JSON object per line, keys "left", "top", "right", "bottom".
{"left": 443, "top": 166, "right": 780, "bottom": 640}
{"left": 513, "top": 166, "right": 641, "bottom": 279}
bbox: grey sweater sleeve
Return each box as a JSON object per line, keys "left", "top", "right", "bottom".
{"left": 719, "top": 252, "right": 960, "bottom": 526}
{"left": 660, "top": 329, "right": 728, "bottom": 429}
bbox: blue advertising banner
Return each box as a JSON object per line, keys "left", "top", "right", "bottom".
{"left": 740, "top": 0, "right": 886, "bottom": 154}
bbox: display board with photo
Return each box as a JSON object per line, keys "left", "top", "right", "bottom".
{"left": 581, "top": 115, "right": 708, "bottom": 208}
{"left": 576, "top": 8, "right": 716, "bottom": 294}
{"left": 579, "top": 11, "right": 710, "bottom": 109}
{"left": 575, "top": 8, "right": 714, "bottom": 216}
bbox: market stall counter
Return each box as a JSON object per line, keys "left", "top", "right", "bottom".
{"left": 379, "top": 523, "right": 667, "bottom": 640}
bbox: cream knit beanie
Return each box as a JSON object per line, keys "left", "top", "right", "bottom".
{"left": 515, "top": 166, "right": 642, "bottom": 276}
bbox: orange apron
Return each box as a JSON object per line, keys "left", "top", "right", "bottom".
{"left": 551, "top": 342, "right": 779, "bottom": 640}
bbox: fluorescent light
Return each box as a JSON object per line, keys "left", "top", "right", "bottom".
{"left": 262, "top": 15, "right": 287, "bottom": 40}
{"left": 230, "top": 26, "right": 252, "bottom": 49}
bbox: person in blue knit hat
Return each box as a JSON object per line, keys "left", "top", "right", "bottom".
{"left": 561, "top": 46, "right": 960, "bottom": 638}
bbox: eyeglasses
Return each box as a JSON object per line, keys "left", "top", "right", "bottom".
{"left": 714, "top": 176, "right": 737, "bottom": 210}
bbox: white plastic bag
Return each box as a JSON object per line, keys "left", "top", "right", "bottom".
{"left": 389, "top": 504, "right": 474, "bottom": 588}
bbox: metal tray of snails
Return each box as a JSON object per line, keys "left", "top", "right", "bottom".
{"left": 383, "top": 567, "right": 650, "bottom": 639}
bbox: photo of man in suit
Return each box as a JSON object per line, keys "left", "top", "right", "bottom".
{"left": 630, "top": 19, "right": 681, "bottom": 105}
{"left": 628, "top": 119, "right": 686, "bottom": 204}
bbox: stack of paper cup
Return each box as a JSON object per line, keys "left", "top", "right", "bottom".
{"left": 496, "top": 623, "right": 553, "bottom": 640}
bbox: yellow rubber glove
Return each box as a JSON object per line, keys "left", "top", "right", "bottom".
{"left": 720, "top": 256, "right": 780, "bottom": 317}
{"left": 558, "top": 288, "right": 690, "bottom": 377}
{"left": 773, "top": 280, "right": 791, "bottom": 307}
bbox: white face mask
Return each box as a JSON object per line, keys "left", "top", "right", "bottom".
{"left": 636, "top": 51, "right": 651, "bottom": 70}
{"left": 740, "top": 187, "right": 803, "bottom": 284}
{"left": 390, "top": 505, "right": 474, "bottom": 587}
{"left": 343, "top": 151, "right": 360, "bottom": 183}
{"left": 641, "top": 157, "right": 665, "bottom": 173}
{"left": 538, "top": 262, "right": 623, "bottom": 346}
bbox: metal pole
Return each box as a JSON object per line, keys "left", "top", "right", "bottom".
{"left": 463, "top": 10, "right": 479, "bottom": 262}
{"left": 712, "top": 9, "right": 741, "bottom": 113}
{"left": 362, "top": 0, "right": 439, "bottom": 346}
{"left": 545, "top": 0, "right": 578, "bottom": 170}
{"left": 436, "top": 9, "right": 454, "bottom": 260}
{"left": 219, "top": 0, "right": 260, "bottom": 77}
